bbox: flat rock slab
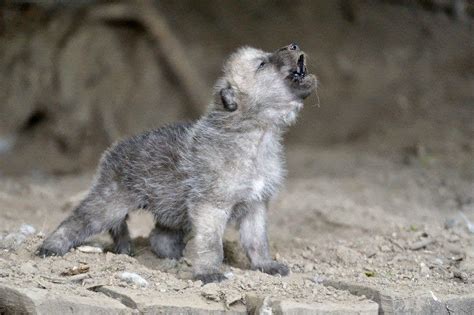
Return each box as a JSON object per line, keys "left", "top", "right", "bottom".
{"left": 275, "top": 300, "right": 378, "bottom": 315}
{"left": 246, "top": 294, "right": 378, "bottom": 315}
{"left": 324, "top": 280, "right": 474, "bottom": 315}
{"left": 0, "top": 284, "right": 132, "bottom": 314}
{"left": 94, "top": 286, "right": 378, "bottom": 315}
{"left": 94, "top": 285, "right": 247, "bottom": 315}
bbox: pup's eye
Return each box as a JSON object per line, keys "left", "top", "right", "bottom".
{"left": 257, "top": 61, "right": 266, "bottom": 70}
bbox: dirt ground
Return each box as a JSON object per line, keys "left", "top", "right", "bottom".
{"left": 0, "top": 141, "right": 473, "bottom": 310}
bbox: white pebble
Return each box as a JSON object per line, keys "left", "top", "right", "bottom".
{"left": 19, "top": 224, "right": 36, "bottom": 236}
{"left": 119, "top": 272, "right": 148, "bottom": 288}
{"left": 0, "top": 224, "right": 37, "bottom": 249}
{"left": 312, "top": 275, "right": 326, "bottom": 284}
{"left": 0, "top": 233, "right": 24, "bottom": 250}
{"left": 77, "top": 245, "right": 103, "bottom": 253}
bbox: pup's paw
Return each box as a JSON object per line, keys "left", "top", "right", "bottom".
{"left": 114, "top": 242, "right": 134, "bottom": 256}
{"left": 36, "top": 239, "right": 70, "bottom": 257}
{"left": 254, "top": 261, "right": 290, "bottom": 276}
{"left": 36, "top": 245, "right": 64, "bottom": 257}
{"left": 194, "top": 273, "right": 227, "bottom": 284}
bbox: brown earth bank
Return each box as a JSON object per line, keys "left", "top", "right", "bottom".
{"left": 0, "top": 0, "right": 473, "bottom": 175}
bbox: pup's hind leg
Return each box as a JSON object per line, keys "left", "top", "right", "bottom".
{"left": 149, "top": 223, "right": 185, "bottom": 259}
{"left": 37, "top": 191, "right": 130, "bottom": 257}
{"left": 109, "top": 215, "right": 132, "bottom": 255}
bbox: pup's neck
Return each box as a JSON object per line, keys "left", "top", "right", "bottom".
{"left": 192, "top": 110, "right": 284, "bottom": 146}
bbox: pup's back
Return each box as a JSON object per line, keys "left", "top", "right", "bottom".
{"left": 96, "top": 122, "right": 192, "bottom": 228}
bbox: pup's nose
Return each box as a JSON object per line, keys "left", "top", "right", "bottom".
{"left": 288, "top": 43, "right": 300, "bottom": 51}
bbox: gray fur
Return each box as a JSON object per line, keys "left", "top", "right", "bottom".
{"left": 38, "top": 44, "right": 317, "bottom": 283}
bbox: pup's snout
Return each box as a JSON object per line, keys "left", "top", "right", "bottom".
{"left": 288, "top": 43, "right": 300, "bottom": 51}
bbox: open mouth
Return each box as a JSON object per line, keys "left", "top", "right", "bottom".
{"left": 288, "top": 54, "right": 307, "bottom": 82}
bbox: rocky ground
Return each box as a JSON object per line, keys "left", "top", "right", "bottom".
{"left": 0, "top": 144, "right": 473, "bottom": 314}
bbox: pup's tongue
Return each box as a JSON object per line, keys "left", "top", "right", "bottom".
{"left": 296, "top": 54, "right": 305, "bottom": 75}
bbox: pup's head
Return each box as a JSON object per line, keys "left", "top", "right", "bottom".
{"left": 210, "top": 44, "right": 317, "bottom": 128}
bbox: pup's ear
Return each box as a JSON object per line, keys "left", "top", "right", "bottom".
{"left": 220, "top": 85, "right": 238, "bottom": 112}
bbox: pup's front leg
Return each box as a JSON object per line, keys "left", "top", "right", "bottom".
{"left": 189, "top": 203, "right": 231, "bottom": 283}
{"left": 239, "top": 201, "right": 289, "bottom": 276}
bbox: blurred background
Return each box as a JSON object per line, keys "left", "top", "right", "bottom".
{"left": 0, "top": 2, "right": 473, "bottom": 304}
{"left": 0, "top": 0, "right": 472, "bottom": 175}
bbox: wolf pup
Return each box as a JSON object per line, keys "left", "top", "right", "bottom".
{"left": 38, "top": 44, "right": 317, "bottom": 283}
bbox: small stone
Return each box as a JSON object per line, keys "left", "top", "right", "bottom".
{"left": 446, "top": 245, "right": 466, "bottom": 261}
{"left": 447, "top": 234, "right": 460, "bottom": 242}
{"left": 201, "top": 283, "right": 220, "bottom": 301}
{"left": 433, "top": 258, "right": 444, "bottom": 266}
{"left": 301, "top": 251, "right": 312, "bottom": 259}
{"left": 304, "top": 263, "right": 314, "bottom": 273}
{"left": 68, "top": 273, "right": 90, "bottom": 283}
{"left": 0, "top": 233, "right": 26, "bottom": 249}
{"left": 224, "top": 290, "right": 242, "bottom": 307}
{"left": 171, "top": 280, "right": 188, "bottom": 291}
{"left": 335, "top": 246, "right": 362, "bottom": 265}
{"left": 311, "top": 275, "right": 326, "bottom": 284}
{"left": 409, "top": 238, "right": 434, "bottom": 250}
{"left": 19, "top": 224, "right": 36, "bottom": 236}
{"left": 364, "top": 270, "right": 376, "bottom": 277}
{"left": 366, "top": 250, "right": 377, "bottom": 258}
{"left": 77, "top": 245, "right": 103, "bottom": 253}
{"left": 420, "top": 262, "right": 430, "bottom": 276}
{"left": 453, "top": 270, "right": 468, "bottom": 282}
{"left": 118, "top": 272, "right": 148, "bottom": 288}
{"left": 61, "top": 264, "right": 90, "bottom": 276}
{"left": 20, "top": 262, "right": 38, "bottom": 274}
